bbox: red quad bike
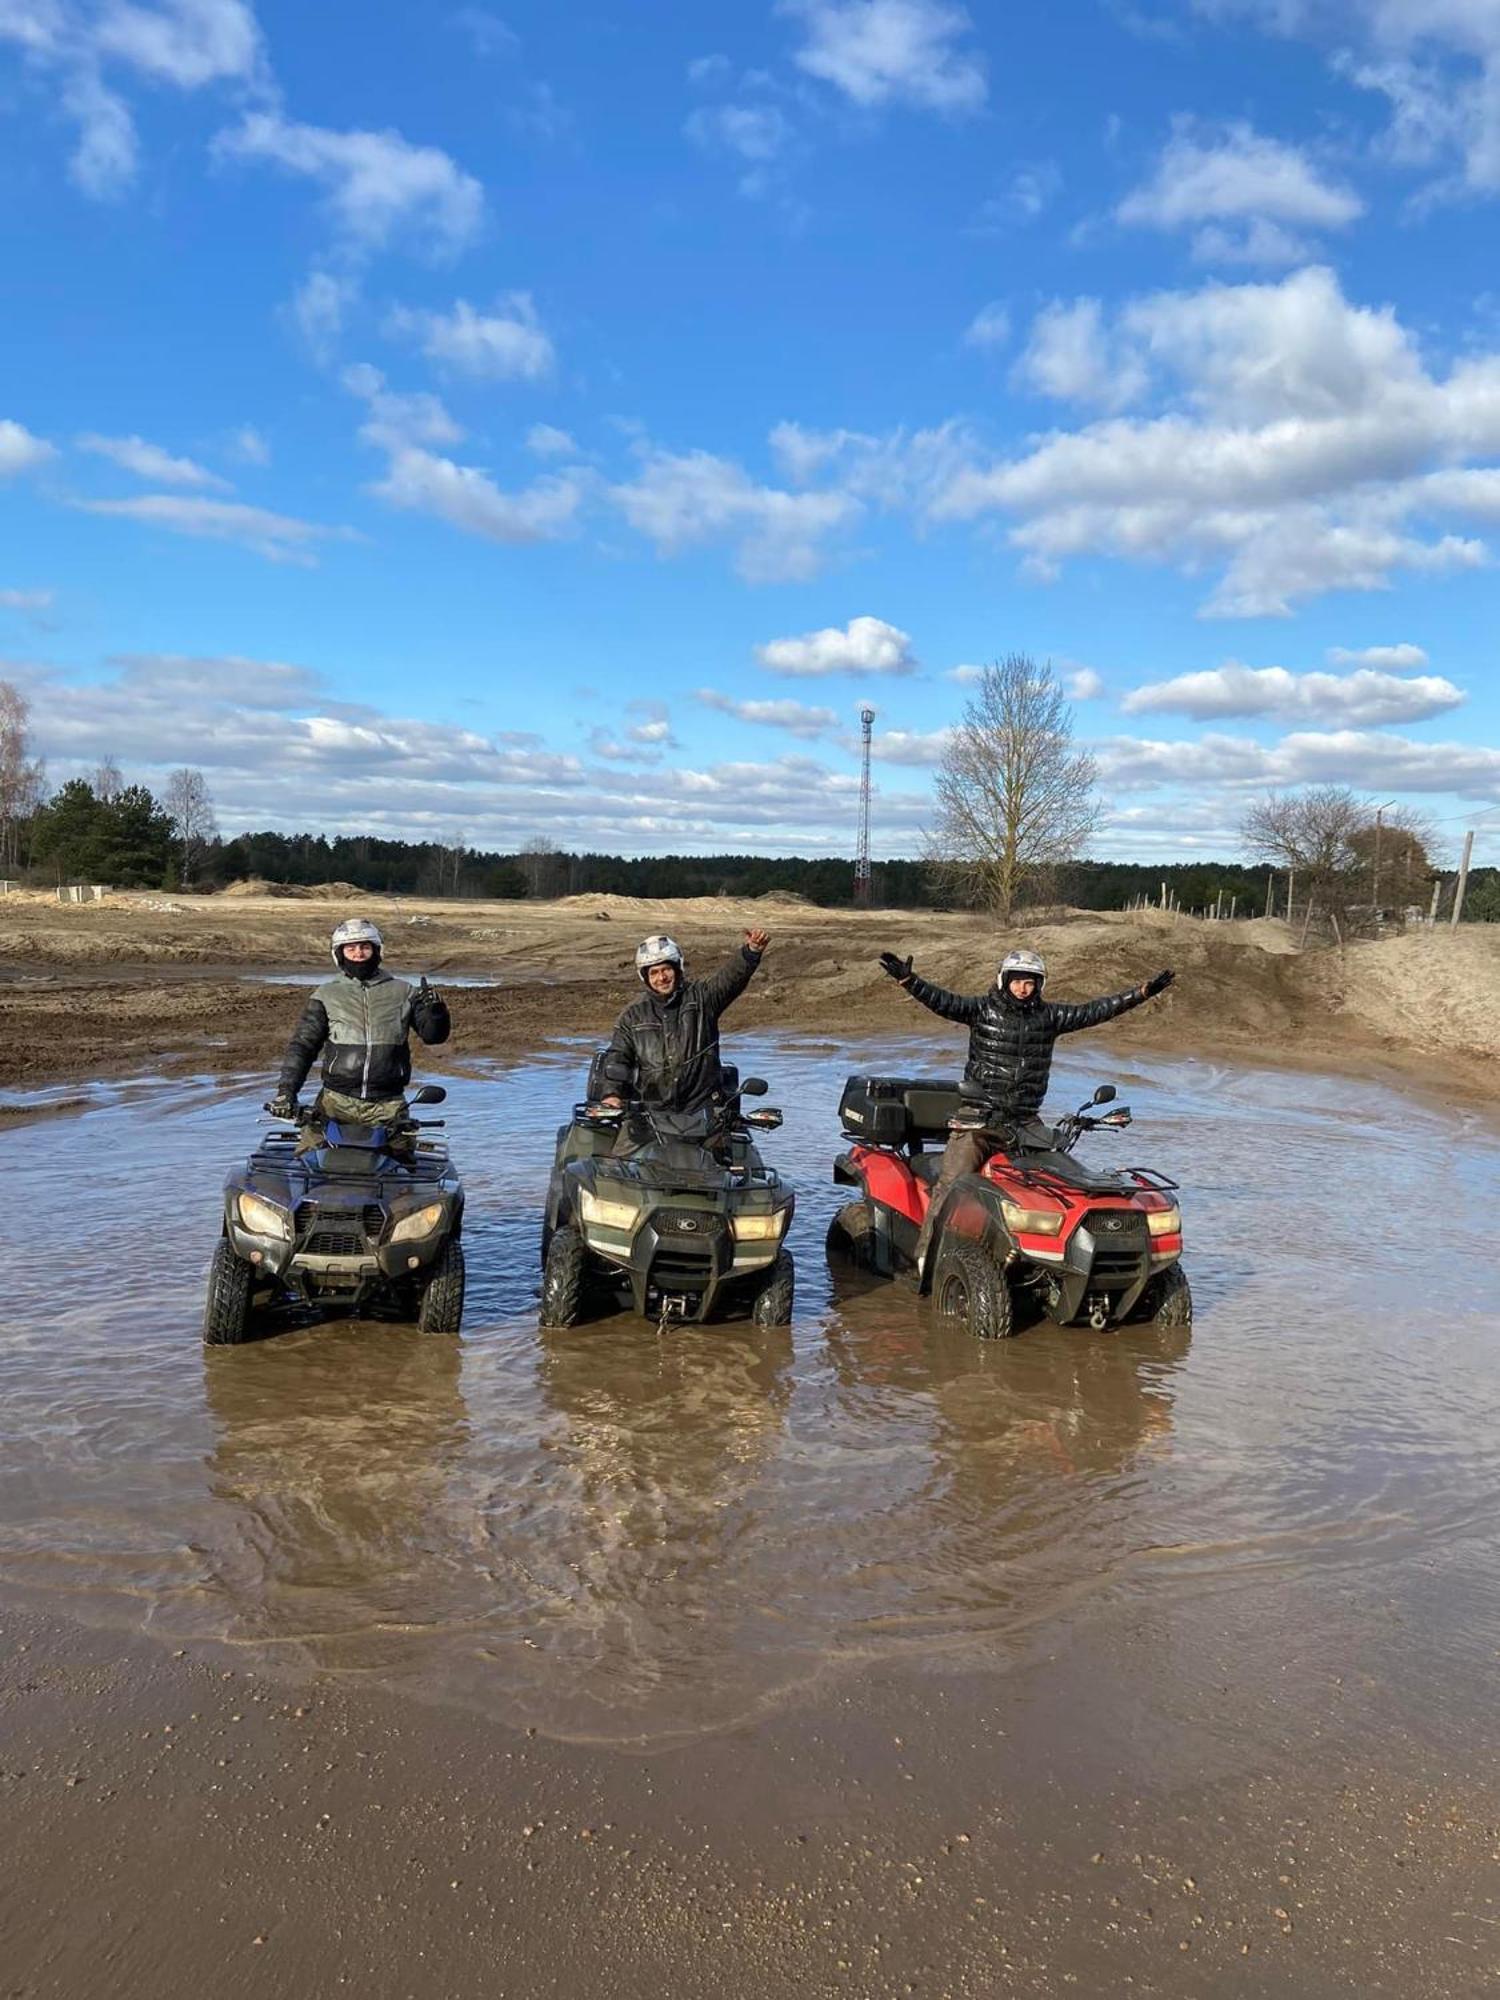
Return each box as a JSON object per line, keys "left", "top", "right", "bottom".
{"left": 828, "top": 1075, "right": 1190, "bottom": 1341}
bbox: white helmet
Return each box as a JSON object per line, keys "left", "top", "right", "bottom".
{"left": 997, "top": 948, "right": 1046, "bottom": 993}
{"left": 331, "top": 916, "right": 384, "bottom": 969}
{"left": 635, "top": 934, "right": 684, "bottom": 983}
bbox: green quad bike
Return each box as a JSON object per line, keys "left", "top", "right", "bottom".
{"left": 539, "top": 1055, "right": 796, "bottom": 1330}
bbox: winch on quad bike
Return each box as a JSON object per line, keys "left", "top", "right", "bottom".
{"left": 203, "top": 1083, "right": 466, "bottom": 1344}
{"left": 540, "top": 1055, "right": 795, "bottom": 1330}
{"left": 826, "top": 1074, "right": 1189, "bottom": 1341}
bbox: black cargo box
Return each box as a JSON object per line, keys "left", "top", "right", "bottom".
{"left": 837, "top": 1075, "right": 963, "bottom": 1149}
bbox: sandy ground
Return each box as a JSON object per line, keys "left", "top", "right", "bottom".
{"left": 0, "top": 885, "right": 1496, "bottom": 1106}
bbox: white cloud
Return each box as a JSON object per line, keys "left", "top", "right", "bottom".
{"left": 77, "top": 430, "right": 230, "bottom": 488}
{"left": 344, "top": 362, "right": 463, "bottom": 452}
{"left": 2, "top": 0, "right": 262, "bottom": 197}
{"left": 756, "top": 614, "right": 916, "bottom": 677}
{"left": 685, "top": 101, "right": 793, "bottom": 163}
{"left": 215, "top": 112, "right": 485, "bottom": 255}
{"left": 945, "top": 662, "right": 983, "bottom": 682}
{"left": 1121, "top": 660, "right": 1466, "bottom": 725}
{"left": 0, "top": 418, "right": 57, "bottom": 477}
{"left": 0, "top": 587, "right": 56, "bottom": 615}
{"left": 694, "top": 689, "right": 840, "bottom": 737}
{"left": 970, "top": 160, "right": 1062, "bottom": 231}
{"left": 230, "top": 424, "right": 270, "bottom": 466}
{"left": 72, "top": 493, "right": 350, "bottom": 564}
{"left": 688, "top": 53, "right": 733, "bottom": 87}
{"left": 1014, "top": 298, "right": 1149, "bottom": 409}
{"left": 610, "top": 446, "right": 857, "bottom": 582}
{"left": 1098, "top": 724, "right": 1500, "bottom": 803}
{"left": 1066, "top": 665, "right": 1106, "bottom": 699}
{"left": 867, "top": 726, "right": 953, "bottom": 764}
{"left": 1117, "top": 120, "right": 1361, "bottom": 265}
{"left": 370, "top": 448, "right": 581, "bottom": 545}
{"left": 288, "top": 269, "right": 358, "bottom": 361}
{"left": 1326, "top": 642, "right": 1428, "bottom": 671}
{"left": 963, "top": 301, "right": 1010, "bottom": 349}
{"left": 782, "top": 0, "right": 985, "bottom": 112}
{"left": 525, "top": 423, "right": 578, "bottom": 458}
{"left": 386, "top": 292, "right": 554, "bottom": 380}
{"left": 448, "top": 7, "right": 519, "bottom": 58}
{"left": 937, "top": 265, "right": 1500, "bottom": 613}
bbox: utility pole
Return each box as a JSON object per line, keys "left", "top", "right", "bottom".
{"left": 1371, "top": 799, "right": 1394, "bottom": 923}
{"left": 1428, "top": 879, "right": 1442, "bottom": 923}
{"left": 1450, "top": 829, "right": 1475, "bottom": 930}
{"left": 853, "top": 707, "right": 875, "bottom": 906}
{"left": 1286, "top": 867, "right": 1295, "bottom": 923}
{"left": 1264, "top": 871, "right": 1273, "bottom": 918}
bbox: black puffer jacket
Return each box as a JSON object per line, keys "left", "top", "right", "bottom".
{"left": 602, "top": 946, "right": 762, "bottom": 1113}
{"left": 903, "top": 973, "right": 1145, "bottom": 1120}
{"left": 277, "top": 970, "right": 451, "bottom": 1102}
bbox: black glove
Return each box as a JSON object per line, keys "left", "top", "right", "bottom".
{"left": 1143, "top": 968, "right": 1175, "bottom": 998}
{"left": 266, "top": 1092, "right": 298, "bottom": 1120}
{"left": 879, "top": 951, "right": 914, "bottom": 984}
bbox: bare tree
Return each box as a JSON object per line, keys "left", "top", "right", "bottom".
{"left": 163, "top": 767, "right": 218, "bottom": 882}
{"left": 1242, "top": 787, "right": 1437, "bottom": 932}
{"left": 0, "top": 680, "right": 46, "bottom": 873}
{"left": 93, "top": 755, "right": 124, "bottom": 803}
{"left": 926, "top": 654, "right": 1099, "bottom": 920}
{"left": 518, "top": 835, "right": 567, "bottom": 899}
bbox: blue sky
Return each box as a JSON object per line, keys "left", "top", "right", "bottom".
{"left": 3, "top": 0, "right": 1500, "bottom": 866}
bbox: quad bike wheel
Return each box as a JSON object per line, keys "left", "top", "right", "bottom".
{"left": 934, "top": 1239, "right": 1015, "bottom": 1341}
{"left": 417, "top": 1239, "right": 466, "bottom": 1335}
{"left": 203, "top": 1239, "right": 254, "bottom": 1346}
{"left": 825, "top": 1200, "right": 878, "bottom": 1269}
{"left": 540, "top": 1225, "right": 589, "bottom": 1328}
{"left": 751, "top": 1250, "right": 795, "bottom": 1329}
{"left": 1139, "top": 1264, "right": 1192, "bottom": 1326}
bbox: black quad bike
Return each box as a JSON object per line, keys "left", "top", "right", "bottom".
{"left": 540, "top": 1056, "right": 795, "bottom": 1330}
{"left": 203, "top": 1084, "right": 466, "bottom": 1344}
{"left": 828, "top": 1074, "right": 1190, "bottom": 1341}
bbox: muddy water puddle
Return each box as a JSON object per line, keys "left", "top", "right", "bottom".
{"left": 2, "top": 1034, "right": 1499, "bottom": 1747}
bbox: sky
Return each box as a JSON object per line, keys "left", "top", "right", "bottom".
{"left": 3, "top": 0, "right": 1500, "bottom": 869}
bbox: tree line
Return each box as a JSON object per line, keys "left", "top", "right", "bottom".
{"left": 2, "top": 671, "right": 1494, "bottom": 919}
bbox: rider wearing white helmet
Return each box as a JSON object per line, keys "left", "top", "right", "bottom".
{"left": 878, "top": 941, "right": 1175, "bottom": 1274}
{"left": 600, "top": 926, "right": 770, "bottom": 1115}
{"left": 268, "top": 916, "right": 451, "bottom": 1136}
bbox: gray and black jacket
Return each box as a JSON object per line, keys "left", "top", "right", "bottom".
{"left": 277, "top": 970, "right": 450, "bottom": 1103}
{"left": 902, "top": 973, "right": 1145, "bottom": 1122}
{"left": 602, "top": 946, "right": 762, "bottom": 1114}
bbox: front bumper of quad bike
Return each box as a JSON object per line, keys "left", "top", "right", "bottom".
{"left": 225, "top": 1196, "right": 457, "bottom": 1301}
{"left": 580, "top": 1204, "right": 790, "bottom": 1321}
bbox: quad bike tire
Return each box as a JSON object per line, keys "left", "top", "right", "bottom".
{"left": 1140, "top": 1264, "right": 1192, "bottom": 1326}
{"left": 934, "top": 1239, "right": 1015, "bottom": 1341}
{"left": 203, "top": 1239, "right": 254, "bottom": 1346}
{"left": 825, "top": 1200, "right": 878, "bottom": 1269}
{"left": 540, "top": 1225, "right": 590, "bottom": 1328}
{"left": 417, "top": 1239, "right": 466, "bottom": 1335}
{"left": 751, "top": 1251, "right": 795, "bottom": 1329}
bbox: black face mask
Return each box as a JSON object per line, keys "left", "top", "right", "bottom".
{"left": 337, "top": 950, "right": 381, "bottom": 981}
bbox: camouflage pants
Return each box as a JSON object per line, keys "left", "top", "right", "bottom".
{"left": 295, "top": 1089, "right": 409, "bottom": 1154}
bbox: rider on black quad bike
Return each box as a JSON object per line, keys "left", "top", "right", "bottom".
{"left": 877, "top": 946, "right": 1175, "bottom": 1280}
{"left": 599, "top": 928, "right": 770, "bottom": 1129}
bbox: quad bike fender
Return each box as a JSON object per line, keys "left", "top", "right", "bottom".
{"left": 846, "top": 1145, "right": 927, "bottom": 1227}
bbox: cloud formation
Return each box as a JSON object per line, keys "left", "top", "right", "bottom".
{"left": 755, "top": 614, "right": 916, "bottom": 677}
{"left": 1121, "top": 660, "right": 1465, "bottom": 725}
{"left": 72, "top": 492, "right": 349, "bottom": 564}
{"left": 611, "top": 447, "right": 857, "bottom": 583}
{"left": 1117, "top": 120, "right": 1361, "bottom": 264}
{"left": 694, "top": 690, "right": 841, "bottom": 737}
{"left": 782, "top": 0, "right": 986, "bottom": 112}
{"left": 386, "top": 293, "right": 554, "bottom": 380}
{"left": 77, "top": 430, "right": 231, "bottom": 489}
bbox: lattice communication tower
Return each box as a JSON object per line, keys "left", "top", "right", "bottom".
{"left": 853, "top": 707, "right": 875, "bottom": 905}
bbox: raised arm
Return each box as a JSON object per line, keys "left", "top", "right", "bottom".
{"left": 697, "top": 929, "right": 768, "bottom": 1015}
{"left": 878, "top": 953, "right": 983, "bottom": 1025}
{"left": 1049, "top": 968, "right": 1174, "bottom": 1036}
{"left": 600, "top": 1011, "right": 640, "bottom": 1100}
{"left": 276, "top": 993, "right": 330, "bottom": 1098}
{"left": 409, "top": 976, "right": 451, "bottom": 1047}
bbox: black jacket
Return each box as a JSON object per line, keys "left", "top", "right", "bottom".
{"left": 277, "top": 970, "right": 451, "bottom": 1102}
{"left": 602, "top": 946, "right": 762, "bottom": 1113}
{"left": 903, "top": 973, "right": 1145, "bottom": 1120}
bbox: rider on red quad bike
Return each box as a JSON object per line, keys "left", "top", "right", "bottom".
{"left": 877, "top": 947, "right": 1175, "bottom": 1280}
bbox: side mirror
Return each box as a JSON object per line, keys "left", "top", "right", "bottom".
{"left": 1091, "top": 1084, "right": 1116, "bottom": 1105}
{"left": 411, "top": 1084, "right": 447, "bottom": 1105}
{"left": 740, "top": 1077, "right": 769, "bottom": 1098}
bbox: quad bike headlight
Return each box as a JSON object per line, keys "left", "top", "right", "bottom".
{"left": 730, "top": 1210, "right": 788, "bottom": 1242}
{"left": 578, "top": 1188, "right": 641, "bottom": 1232}
{"left": 1000, "top": 1200, "right": 1064, "bottom": 1237}
{"left": 389, "top": 1202, "right": 447, "bottom": 1244}
{"left": 1146, "top": 1205, "right": 1182, "bottom": 1238}
{"left": 237, "top": 1191, "right": 292, "bottom": 1240}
